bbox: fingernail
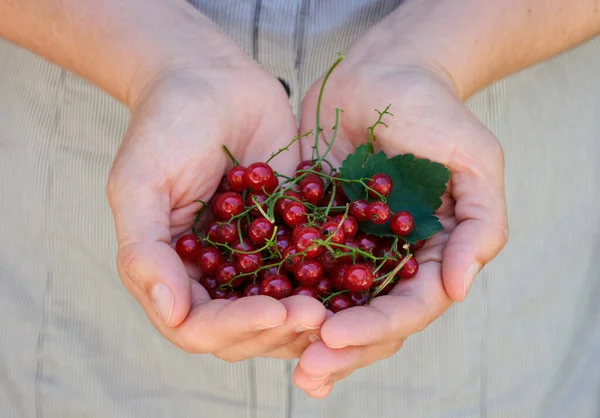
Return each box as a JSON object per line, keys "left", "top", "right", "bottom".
{"left": 463, "top": 263, "right": 481, "bottom": 299}
{"left": 294, "top": 325, "right": 320, "bottom": 333}
{"left": 309, "top": 372, "right": 331, "bottom": 381}
{"left": 151, "top": 283, "right": 174, "bottom": 325}
{"left": 309, "top": 334, "right": 321, "bottom": 343}
{"left": 256, "top": 321, "right": 285, "bottom": 331}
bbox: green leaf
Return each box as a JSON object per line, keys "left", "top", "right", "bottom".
{"left": 339, "top": 144, "right": 450, "bottom": 243}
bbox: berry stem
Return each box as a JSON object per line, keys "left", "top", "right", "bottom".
{"left": 368, "top": 251, "right": 412, "bottom": 302}
{"left": 313, "top": 53, "right": 345, "bottom": 162}
{"left": 191, "top": 201, "right": 207, "bottom": 235}
{"left": 266, "top": 130, "right": 313, "bottom": 164}
{"left": 320, "top": 289, "right": 348, "bottom": 304}
{"left": 222, "top": 145, "right": 240, "bottom": 166}
{"left": 366, "top": 104, "right": 393, "bottom": 154}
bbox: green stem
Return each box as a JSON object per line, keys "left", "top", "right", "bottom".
{"left": 368, "top": 252, "right": 412, "bottom": 302}
{"left": 266, "top": 130, "right": 313, "bottom": 164}
{"left": 222, "top": 145, "right": 240, "bottom": 166}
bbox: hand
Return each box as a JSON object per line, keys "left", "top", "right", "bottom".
{"left": 293, "top": 49, "right": 508, "bottom": 396}
{"left": 106, "top": 32, "right": 326, "bottom": 362}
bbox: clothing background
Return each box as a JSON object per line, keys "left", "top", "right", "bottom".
{"left": 1, "top": 1, "right": 599, "bottom": 417}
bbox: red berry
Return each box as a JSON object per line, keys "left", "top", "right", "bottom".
{"left": 227, "top": 291, "right": 242, "bottom": 301}
{"left": 367, "top": 173, "right": 393, "bottom": 198}
{"left": 331, "top": 265, "right": 348, "bottom": 290}
{"left": 320, "top": 221, "right": 346, "bottom": 244}
{"left": 244, "top": 162, "right": 275, "bottom": 191}
{"left": 282, "top": 247, "right": 302, "bottom": 273}
{"left": 175, "top": 234, "right": 202, "bottom": 262}
{"left": 390, "top": 211, "right": 414, "bottom": 237}
{"left": 231, "top": 237, "right": 255, "bottom": 253}
{"left": 336, "top": 238, "right": 362, "bottom": 264}
{"left": 213, "top": 192, "right": 245, "bottom": 220}
{"left": 260, "top": 274, "right": 292, "bottom": 300}
{"left": 276, "top": 234, "right": 292, "bottom": 255}
{"left": 216, "top": 262, "right": 244, "bottom": 288}
{"left": 294, "top": 260, "right": 323, "bottom": 285}
{"left": 317, "top": 250, "right": 338, "bottom": 273}
{"left": 356, "top": 233, "right": 379, "bottom": 255}
{"left": 319, "top": 191, "right": 348, "bottom": 207}
{"left": 197, "top": 247, "right": 223, "bottom": 276}
{"left": 264, "top": 176, "right": 279, "bottom": 194}
{"left": 226, "top": 165, "right": 247, "bottom": 191}
{"left": 349, "top": 200, "right": 369, "bottom": 222}
{"left": 300, "top": 175, "right": 325, "bottom": 205}
{"left": 366, "top": 201, "right": 391, "bottom": 224}
{"left": 331, "top": 173, "right": 348, "bottom": 200}
{"left": 258, "top": 265, "right": 281, "bottom": 280}
{"left": 294, "top": 226, "right": 324, "bottom": 259}
{"left": 315, "top": 278, "right": 333, "bottom": 297}
{"left": 328, "top": 295, "right": 352, "bottom": 313}
{"left": 376, "top": 239, "right": 401, "bottom": 272}
{"left": 409, "top": 240, "right": 425, "bottom": 252}
{"left": 243, "top": 282, "right": 261, "bottom": 296}
{"left": 333, "top": 215, "right": 359, "bottom": 238}
{"left": 246, "top": 190, "right": 269, "bottom": 217}
{"left": 349, "top": 291, "right": 369, "bottom": 306}
{"left": 282, "top": 201, "right": 308, "bottom": 227}
{"left": 295, "top": 160, "right": 320, "bottom": 175}
{"left": 214, "top": 222, "right": 238, "bottom": 245}
{"left": 275, "top": 190, "right": 302, "bottom": 217}
{"left": 235, "top": 252, "right": 263, "bottom": 274}
{"left": 199, "top": 276, "right": 217, "bottom": 291}
{"left": 217, "top": 175, "right": 232, "bottom": 193}
{"left": 248, "top": 217, "right": 275, "bottom": 246}
{"left": 292, "top": 286, "right": 319, "bottom": 299}
{"left": 276, "top": 224, "right": 292, "bottom": 237}
{"left": 398, "top": 257, "right": 419, "bottom": 279}
{"left": 204, "top": 221, "right": 219, "bottom": 241}
{"left": 211, "top": 288, "right": 229, "bottom": 299}
{"left": 344, "top": 264, "right": 373, "bottom": 293}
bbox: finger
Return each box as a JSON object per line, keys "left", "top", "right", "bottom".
{"left": 211, "top": 295, "right": 326, "bottom": 362}
{"left": 260, "top": 329, "right": 322, "bottom": 360}
{"left": 108, "top": 173, "right": 192, "bottom": 328}
{"left": 294, "top": 340, "right": 401, "bottom": 391}
{"left": 441, "top": 141, "right": 508, "bottom": 301}
{"left": 320, "top": 262, "right": 451, "bottom": 349}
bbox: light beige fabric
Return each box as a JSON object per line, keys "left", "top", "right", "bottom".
{"left": 1, "top": 1, "right": 599, "bottom": 417}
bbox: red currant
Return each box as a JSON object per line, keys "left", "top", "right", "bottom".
{"left": 243, "top": 282, "right": 261, "bottom": 296}
{"left": 398, "top": 257, "right": 419, "bottom": 279}
{"left": 390, "top": 211, "right": 414, "bottom": 237}
{"left": 319, "top": 191, "right": 348, "bottom": 207}
{"left": 409, "top": 240, "right": 425, "bottom": 252}
{"left": 356, "top": 232, "right": 379, "bottom": 255}
{"left": 294, "top": 226, "right": 324, "bottom": 259}
{"left": 294, "top": 260, "right": 323, "bottom": 285}
{"left": 246, "top": 190, "right": 269, "bottom": 217}
{"left": 282, "top": 201, "right": 308, "bottom": 227}
{"left": 227, "top": 291, "right": 242, "bottom": 301}
{"left": 292, "top": 286, "right": 319, "bottom": 299}
{"left": 282, "top": 247, "right": 302, "bottom": 273}
{"left": 295, "top": 160, "right": 320, "bottom": 175}
{"left": 315, "top": 278, "right": 333, "bottom": 297}
{"left": 349, "top": 200, "right": 369, "bottom": 222}
{"left": 211, "top": 288, "right": 229, "bottom": 299}
{"left": 275, "top": 190, "right": 302, "bottom": 217}
{"left": 213, "top": 192, "right": 245, "bottom": 220}
{"left": 248, "top": 217, "right": 275, "bottom": 245}
{"left": 344, "top": 264, "right": 373, "bottom": 293}
{"left": 333, "top": 215, "right": 359, "bottom": 238}
{"left": 367, "top": 173, "right": 393, "bottom": 198}
{"left": 366, "top": 201, "right": 391, "bottom": 224}
{"left": 217, "top": 175, "right": 232, "bottom": 193}
{"left": 258, "top": 265, "right": 281, "bottom": 280}
{"left": 317, "top": 250, "right": 338, "bottom": 272}
{"left": 235, "top": 252, "right": 263, "bottom": 274}
{"left": 328, "top": 294, "right": 352, "bottom": 313}
{"left": 216, "top": 262, "right": 244, "bottom": 288}
{"left": 335, "top": 238, "right": 362, "bottom": 264}
{"left": 231, "top": 237, "right": 255, "bottom": 253}
{"left": 275, "top": 235, "right": 292, "bottom": 255}
{"left": 331, "top": 265, "right": 348, "bottom": 290}
{"left": 331, "top": 173, "right": 349, "bottom": 200}
{"left": 260, "top": 274, "right": 293, "bottom": 300}
{"left": 214, "top": 222, "right": 238, "bottom": 245}
{"left": 226, "top": 165, "right": 247, "bottom": 192}
{"left": 199, "top": 276, "right": 217, "bottom": 292}
{"left": 320, "top": 220, "right": 346, "bottom": 244}
{"left": 376, "top": 239, "right": 400, "bottom": 272}
{"left": 244, "top": 162, "right": 275, "bottom": 191}
{"left": 175, "top": 234, "right": 202, "bottom": 262}
{"left": 197, "top": 247, "right": 224, "bottom": 276}
{"left": 300, "top": 175, "right": 325, "bottom": 205}
{"left": 349, "top": 291, "right": 369, "bottom": 306}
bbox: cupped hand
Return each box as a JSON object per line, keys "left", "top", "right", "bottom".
{"left": 293, "top": 51, "right": 508, "bottom": 396}
{"left": 106, "top": 33, "right": 326, "bottom": 362}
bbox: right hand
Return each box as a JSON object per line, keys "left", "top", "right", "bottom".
{"left": 106, "top": 24, "right": 326, "bottom": 362}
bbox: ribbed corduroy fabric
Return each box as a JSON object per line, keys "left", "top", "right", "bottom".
{"left": 1, "top": 1, "right": 599, "bottom": 417}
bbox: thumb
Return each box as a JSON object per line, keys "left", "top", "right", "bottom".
{"left": 441, "top": 150, "right": 508, "bottom": 301}
{"left": 107, "top": 176, "right": 192, "bottom": 328}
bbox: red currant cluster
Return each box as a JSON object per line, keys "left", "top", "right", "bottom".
{"left": 174, "top": 157, "right": 426, "bottom": 313}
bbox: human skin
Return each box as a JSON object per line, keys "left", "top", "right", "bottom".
{"left": 0, "top": 0, "right": 327, "bottom": 361}
{"left": 293, "top": 0, "right": 600, "bottom": 398}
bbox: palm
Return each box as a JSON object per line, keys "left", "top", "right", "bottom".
{"left": 293, "top": 63, "right": 507, "bottom": 396}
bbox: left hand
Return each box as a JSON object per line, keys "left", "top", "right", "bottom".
{"left": 292, "top": 41, "right": 508, "bottom": 397}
